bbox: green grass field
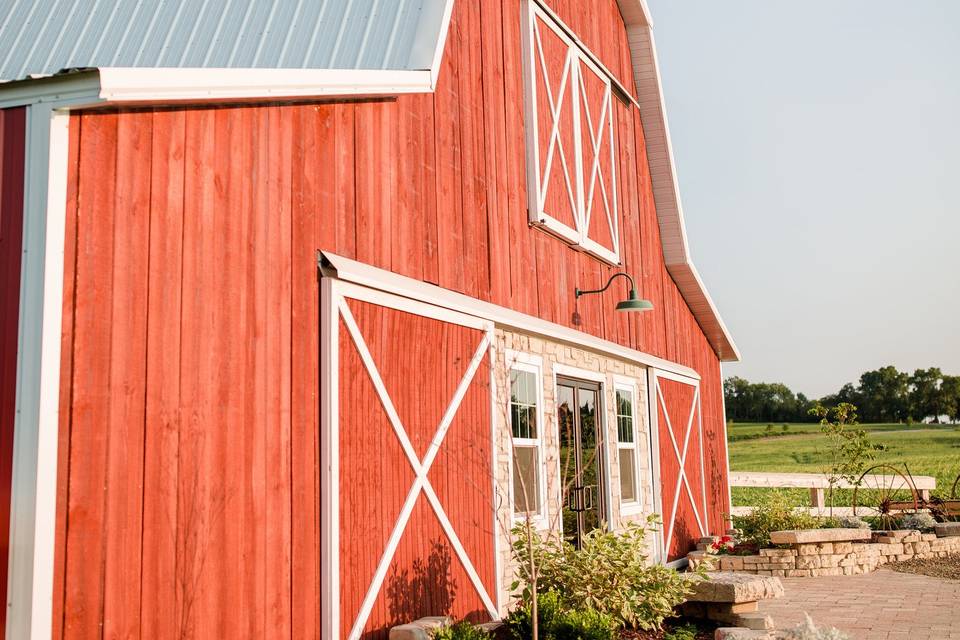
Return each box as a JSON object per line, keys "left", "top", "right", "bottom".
{"left": 728, "top": 422, "right": 960, "bottom": 506}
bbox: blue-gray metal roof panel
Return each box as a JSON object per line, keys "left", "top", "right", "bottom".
{"left": 0, "top": 0, "right": 436, "bottom": 82}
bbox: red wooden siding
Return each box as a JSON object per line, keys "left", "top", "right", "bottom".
{"left": 52, "top": 0, "right": 728, "bottom": 636}
{"left": 0, "top": 106, "right": 26, "bottom": 639}
{"left": 338, "top": 298, "right": 495, "bottom": 639}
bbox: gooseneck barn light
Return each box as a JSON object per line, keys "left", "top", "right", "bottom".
{"left": 575, "top": 272, "right": 654, "bottom": 312}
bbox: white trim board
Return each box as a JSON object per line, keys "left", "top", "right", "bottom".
{"left": 319, "top": 251, "right": 699, "bottom": 381}
{"left": 0, "top": 67, "right": 433, "bottom": 109}
{"left": 6, "top": 101, "right": 78, "bottom": 640}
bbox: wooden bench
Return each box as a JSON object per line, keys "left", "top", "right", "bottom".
{"left": 729, "top": 471, "right": 937, "bottom": 512}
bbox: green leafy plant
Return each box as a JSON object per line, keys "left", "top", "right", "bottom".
{"left": 730, "top": 490, "right": 820, "bottom": 547}
{"left": 809, "top": 403, "right": 881, "bottom": 513}
{"left": 511, "top": 517, "right": 700, "bottom": 630}
{"left": 663, "top": 622, "right": 699, "bottom": 640}
{"left": 432, "top": 621, "right": 493, "bottom": 640}
{"left": 505, "top": 591, "right": 617, "bottom": 640}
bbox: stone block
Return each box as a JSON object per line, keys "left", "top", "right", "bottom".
{"left": 687, "top": 573, "right": 785, "bottom": 603}
{"left": 714, "top": 628, "right": 773, "bottom": 640}
{"left": 390, "top": 617, "right": 452, "bottom": 640}
{"left": 921, "top": 533, "right": 937, "bottom": 542}
{"left": 833, "top": 542, "right": 853, "bottom": 554}
{"left": 795, "top": 556, "right": 821, "bottom": 570}
{"left": 913, "top": 541, "right": 931, "bottom": 554}
{"left": 743, "top": 555, "right": 764, "bottom": 565}
{"left": 760, "top": 548, "right": 796, "bottom": 558}
{"left": 935, "top": 522, "right": 960, "bottom": 537}
{"left": 736, "top": 612, "right": 774, "bottom": 631}
{"left": 769, "top": 528, "right": 871, "bottom": 544}
{"left": 902, "top": 533, "right": 921, "bottom": 543}
{"left": 786, "top": 569, "right": 811, "bottom": 577}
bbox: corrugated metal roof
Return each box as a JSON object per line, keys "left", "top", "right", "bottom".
{"left": 0, "top": 0, "right": 436, "bottom": 82}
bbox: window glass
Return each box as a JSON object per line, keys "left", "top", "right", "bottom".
{"left": 619, "top": 453, "right": 636, "bottom": 503}
{"left": 513, "top": 446, "right": 540, "bottom": 515}
{"left": 616, "top": 388, "right": 633, "bottom": 443}
{"left": 510, "top": 369, "right": 538, "bottom": 439}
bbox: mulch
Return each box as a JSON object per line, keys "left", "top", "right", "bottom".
{"left": 620, "top": 618, "right": 716, "bottom": 640}
{"left": 888, "top": 552, "right": 960, "bottom": 581}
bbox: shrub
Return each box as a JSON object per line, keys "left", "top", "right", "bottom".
{"left": 511, "top": 517, "right": 699, "bottom": 630}
{"left": 432, "top": 621, "right": 493, "bottom": 640}
{"left": 900, "top": 512, "right": 937, "bottom": 532}
{"left": 505, "top": 591, "right": 617, "bottom": 640}
{"left": 731, "top": 490, "right": 819, "bottom": 547}
{"left": 783, "top": 614, "right": 851, "bottom": 640}
{"left": 820, "top": 515, "right": 870, "bottom": 530}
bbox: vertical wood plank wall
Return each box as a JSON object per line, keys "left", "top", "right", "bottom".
{"left": 51, "top": 0, "right": 729, "bottom": 637}
{"left": 0, "top": 106, "right": 26, "bottom": 639}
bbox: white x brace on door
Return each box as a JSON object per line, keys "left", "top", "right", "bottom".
{"left": 648, "top": 369, "right": 708, "bottom": 564}
{"left": 321, "top": 279, "right": 500, "bottom": 640}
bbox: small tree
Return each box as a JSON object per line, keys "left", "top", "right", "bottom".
{"left": 809, "top": 403, "right": 878, "bottom": 514}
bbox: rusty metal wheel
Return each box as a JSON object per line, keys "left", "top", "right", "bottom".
{"left": 852, "top": 464, "right": 918, "bottom": 530}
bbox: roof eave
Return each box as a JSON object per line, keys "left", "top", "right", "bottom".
{"left": 0, "top": 67, "right": 434, "bottom": 110}
{"left": 617, "top": 1, "right": 741, "bottom": 362}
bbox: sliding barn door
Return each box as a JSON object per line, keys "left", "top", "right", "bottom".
{"left": 321, "top": 280, "right": 499, "bottom": 640}
{"left": 651, "top": 371, "right": 708, "bottom": 563}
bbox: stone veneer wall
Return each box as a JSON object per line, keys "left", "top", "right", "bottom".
{"left": 492, "top": 329, "right": 657, "bottom": 612}
{"left": 688, "top": 530, "right": 960, "bottom": 577}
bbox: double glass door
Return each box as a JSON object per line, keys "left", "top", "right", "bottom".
{"left": 557, "top": 377, "right": 605, "bottom": 548}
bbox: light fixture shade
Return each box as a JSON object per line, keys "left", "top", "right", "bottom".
{"left": 616, "top": 289, "right": 654, "bottom": 312}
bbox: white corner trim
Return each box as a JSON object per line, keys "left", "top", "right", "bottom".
{"left": 428, "top": 0, "right": 456, "bottom": 89}
{"left": 320, "top": 251, "right": 700, "bottom": 381}
{"left": 6, "top": 102, "right": 73, "bottom": 640}
{"left": 0, "top": 67, "right": 434, "bottom": 109}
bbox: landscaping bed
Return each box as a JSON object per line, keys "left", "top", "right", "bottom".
{"left": 888, "top": 552, "right": 960, "bottom": 580}
{"left": 621, "top": 618, "right": 716, "bottom": 640}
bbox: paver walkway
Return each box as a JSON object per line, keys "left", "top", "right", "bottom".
{"left": 758, "top": 568, "right": 960, "bottom": 639}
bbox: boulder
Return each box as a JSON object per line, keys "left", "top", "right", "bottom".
{"left": 687, "top": 572, "right": 784, "bottom": 604}
{"left": 390, "top": 617, "right": 452, "bottom": 640}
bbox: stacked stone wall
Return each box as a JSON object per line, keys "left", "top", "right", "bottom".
{"left": 689, "top": 529, "right": 960, "bottom": 577}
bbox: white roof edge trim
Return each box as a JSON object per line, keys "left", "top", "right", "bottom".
{"left": 319, "top": 251, "right": 700, "bottom": 381}
{"left": 0, "top": 67, "right": 434, "bottom": 109}
{"left": 409, "top": 0, "right": 456, "bottom": 88}
{"left": 617, "top": 3, "right": 741, "bottom": 362}
{"left": 97, "top": 67, "right": 433, "bottom": 103}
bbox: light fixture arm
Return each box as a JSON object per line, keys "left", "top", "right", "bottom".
{"left": 575, "top": 272, "right": 637, "bottom": 299}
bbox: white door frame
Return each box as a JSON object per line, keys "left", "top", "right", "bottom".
{"left": 320, "top": 277, "right": 500, "bottom": 640}
{"left": 647, "top": 369, "right": 707, "bottom": 568}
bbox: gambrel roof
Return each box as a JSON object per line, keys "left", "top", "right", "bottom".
{"left": 0, "top": 0, "right": 738, "bottom": 362}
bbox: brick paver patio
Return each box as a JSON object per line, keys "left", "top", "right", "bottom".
{"left": 758, "top": 568, "right": 960, "bottom": 639}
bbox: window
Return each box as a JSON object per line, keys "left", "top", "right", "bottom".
{"left": 509, "top": 358, "right": 544, "bottom": 518}
{"left": 615, "top": 382, "right": 641, "bottom": 510}
{"left": 521, "top": 0, "right": 620, "bottom": 264}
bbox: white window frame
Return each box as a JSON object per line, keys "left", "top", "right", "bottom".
{"left": 614, "top": 377, "right": 643, "bottom": 516}
{"left": 506, "top": 351, "right": 548, "bottom": 530}
{"left": 521, "top": 0, "right": 621, "bottom": 265}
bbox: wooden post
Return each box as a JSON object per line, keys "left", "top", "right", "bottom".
{"left": 810, "top": 487, "right": 826, "bottom": 510}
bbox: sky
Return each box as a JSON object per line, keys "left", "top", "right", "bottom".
{"left": 644, "top": 0, "right": 960, "bottom": 398}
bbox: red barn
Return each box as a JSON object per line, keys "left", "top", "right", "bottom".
{"left": 0, "top": 1, "right": 739, "bottom": 638}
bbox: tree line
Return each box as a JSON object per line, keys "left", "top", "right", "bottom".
{"left": 724, "top": 366, "right": 960, "bottom": 424}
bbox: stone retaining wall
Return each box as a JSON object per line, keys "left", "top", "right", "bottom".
{"left": 688, "top": 529, "right": 960, "bottom": 577}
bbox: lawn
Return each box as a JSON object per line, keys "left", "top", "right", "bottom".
{"left": 727, "top": 422, "right": 960, "bottom": 506}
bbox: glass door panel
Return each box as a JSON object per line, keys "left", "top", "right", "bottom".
{"left": 557, "top": 377, "right": 605, "bottom": 548}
